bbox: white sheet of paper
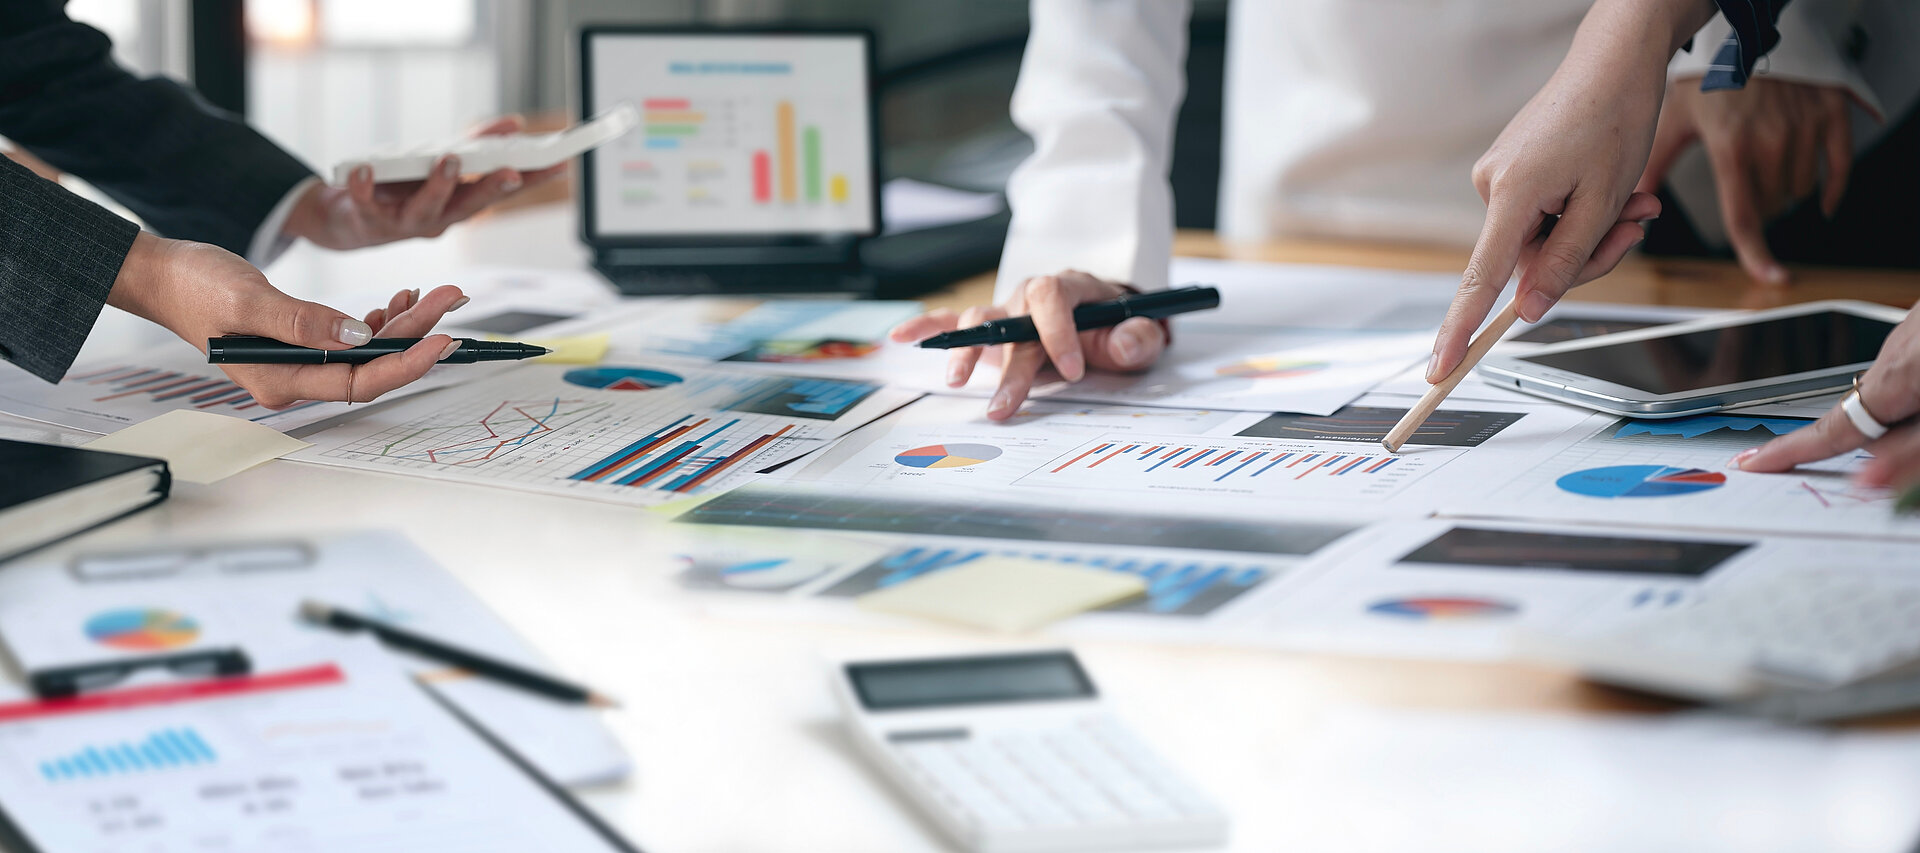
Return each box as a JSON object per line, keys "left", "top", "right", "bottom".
{"left": 0, "top": 532, "right": 630, "bottom": 787}
{"left": 0, "top": 646, "right": 630, "bottom": 852}
{"left": 294, "top": 361, "right": 920, "bottom": 506}
{"left": 1262, "top": 706, "right": 1920, "bottom": 853}
{"left": 84, "top": 409, "right": 308, "bottom": 483}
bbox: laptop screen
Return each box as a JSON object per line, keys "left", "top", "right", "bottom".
{"left": 582, "top": 31, "right": 878, "bottom": 241}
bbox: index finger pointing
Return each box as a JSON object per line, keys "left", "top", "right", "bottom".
{"left": 1734, "top": 406, "right": 1866, "bottom": 473}
{"left": 1432, "top": 201, "right": 1531, "bottom": 382}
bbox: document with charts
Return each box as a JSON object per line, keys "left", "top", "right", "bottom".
{"left": 771, "top": 393, "right": 1599, "bottom": 521}
{"left": 295, "top": 361, "right": 918, "bottom": 505}
{"left": 1213, "top": 518, "right": 1920, "bottom": 661}
{"left": 664, "top": 396, "right": 1593, "bottom": 641}
{"left": 0, "top": 647, "right": 633, "bottom": 853}
{"left": 0, "top": 344, "right": 481, "bottom": 436}
{"left": 1452, "top": 411, "right": 1920, "bottom": 541}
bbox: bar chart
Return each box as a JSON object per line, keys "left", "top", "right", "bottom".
{"left": 65, "top": 365, "right": 324, "bottom": 422}
{"left": 819, "top": 545, "right": 1275, "bottom": 617}
{"left": 568, "top": 414, "right": 796, "bottom": 494}
{"left": 38, "top": 728, "right": 217, "bottom": 782}
{"left": 1018, "top": 434, "right": 1442, "bottom": 500}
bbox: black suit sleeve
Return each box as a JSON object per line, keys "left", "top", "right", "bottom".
{"left": 1701, "top": 0, "right": 1792, "bottom": 91}
{"left": 0, "top": 1, "right": 316, "bottom": 255}
{"left": 0, "top": 154, "right": 139, "bottom": 383}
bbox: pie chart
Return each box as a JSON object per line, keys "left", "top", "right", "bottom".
{"left": 718, "top": 558, "right": 825, "bottom": 590}
{"left": 1556, "top": 465, "right": 1726, "bottom": 498}
{"left": 563, "top": 367, "right": 684, "bottom": 391}
{"left": 1367, "top": 596, "right": 1518, "bottom": 620}
{"left": 895, "top": 443, "right": 1003, "bottom": 469}
{"left": 85, "top": 608, "right": 201, "bottom": 651}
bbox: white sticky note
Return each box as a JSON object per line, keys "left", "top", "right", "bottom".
{"left": 488, "top": 332, "right": 610, "bottom": 365}
{"left": 858, "top": 557, "right": 1146, "bottom": 633}
{"left": 85, "top": 409, "right": 309, "bottom": 484}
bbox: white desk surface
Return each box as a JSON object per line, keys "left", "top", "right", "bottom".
{"left": 10, "top": 204, "right": 1919, "bottom": 853}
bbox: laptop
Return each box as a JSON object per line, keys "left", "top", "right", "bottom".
{"left": 578, "top": 27, "right": 886, "bottom": 295}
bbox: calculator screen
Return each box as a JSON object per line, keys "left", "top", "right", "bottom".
{"left": 849, "top": 653, "right": 1097, "bottom": 711}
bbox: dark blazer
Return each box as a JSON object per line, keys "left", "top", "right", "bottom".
{"left": 0, "top": 0, "right": 315, "bottom": 383}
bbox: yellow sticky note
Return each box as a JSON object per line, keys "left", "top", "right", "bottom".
{"left": 486, "top": 332, "right": 610, "bottom": 365}
{"left": 858, "top": 557, "right": 1146, "bottom": 633}
{"left": 85, "top": 410, "right": 309, "bottom": 484}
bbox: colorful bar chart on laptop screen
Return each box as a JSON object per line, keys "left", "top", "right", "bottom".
{"left": 589, "top": 34, "right": 874, "bottom": 235}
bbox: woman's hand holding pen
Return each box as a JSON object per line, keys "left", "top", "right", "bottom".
{"left": 1737, "top": 308, "right": 1920, "bottom": 494}
{"left": 107, "top": 232, "right": 467, "bottom": 408}
{"left": 889, "top": 269, "right": 1166, "bottom": 420}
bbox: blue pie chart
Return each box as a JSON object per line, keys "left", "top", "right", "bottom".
{"left": 563, "top": 367, "right": 684, "bottom": 391}
{"left": 1556, "top": 465, "right": 1726, "bottom": 498}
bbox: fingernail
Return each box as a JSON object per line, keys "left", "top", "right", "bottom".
{"left": 946, "top": 363, "right": 967, "bottom": 387}
{"left": 1763, "top": 265, "right": 1789, "bottom": 286}
{"left": 354, "top": 165, "right": 372, "bottom": 183}
{"left": 409, "top": 288, "right": 421, "bottom": 305}
{"left": 450, "top": 295, "right": 470, "bottom": 311}
{"left": 1115, "top": 332, "right": 1142, "bottom": 366}
{"left": 336, "top": 318, "right": 373, "bottom": 346}
{"left": 1425, "top": 351, "right": 1441, "bottom": 383}
{"left": 989, "top": 389, "right": 1013, "bottom": 417}
{"left": 1057, "top": 350, "right": 1084, "bottom": 382}
{"left": 1730, "top": 448, "right": 1760, "bottom": 469}
{"left": 439, "top": 340, "right": 461, "bottom": 361}
{"left": 502, "top": 174, "right": 523, "bottom": 192}
{"left": 442, "top": 156, "right": 460, "bottom": 178}
{"left": 1520, "top": 291, "right": 1554, "bottom": 323}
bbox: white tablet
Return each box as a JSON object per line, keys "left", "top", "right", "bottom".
{"left": 1477, "top": 299, "right": 1907, "bottom": 418}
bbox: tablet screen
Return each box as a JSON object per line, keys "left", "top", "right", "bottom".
{"left": 1519, "top": 311, "right": 1895, "bottom": 395}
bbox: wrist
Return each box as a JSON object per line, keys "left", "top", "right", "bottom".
{"left": 106, "top": 231, "right": 178, "bottom": 324}
{"left": 280, "top": 180, "right": 334, "bottom": 248}
{"left": 1583, "top": 0, "right": 1718, "bottom": 64}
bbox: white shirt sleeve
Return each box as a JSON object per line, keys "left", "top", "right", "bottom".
{"left": 245, "top": 176, "right": 321, "bottom": 268}
{"left": 994, "top": 0, "right": 1190, "bottom": 301}
{"left": 1669, "top": 0, "right": 1883, "bottom": 119}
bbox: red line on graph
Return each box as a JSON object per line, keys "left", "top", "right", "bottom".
{"left": 93, "top": 373, "right": 189, "bottom": 400}
{"left": 675, "top": 424, "right": 795, "bottom": 492}
{"left": 1295, "top": 455, "right": 1342, "bottom": 480}
{"left": 72, "top": 366, "right": 143, "bottom": 382}
{"left": 422, "top": 401, "right": 587, "bottom": 464}
{"left": 644, "top": 98, "right": 690, "bottom": 110}
{"left": 1365, "top": 457, "right": 1394, "bottom": 473}
{"left": 1088, "top": 444, "right": 1137, "bottom": 468}
{"left": 1335, "top": 456, "right": 1370, "bottom": 475}
{"left": 1052, "top": 446, "right": 1107, "bottom": 473}
{"left": 195, "top": 389, "right": 252, "bottom": 409}
{"left": 626, "top": 443, "right": 703, "bottom": 487}
{"left": 1208, "top": 451, "right": 1240, "bottom": 467}
{"left": 1286, "top": 454, "right": 1317, "bottom": 468}
{"left": 580, "top": 420, "right": 706, "bottom": 482}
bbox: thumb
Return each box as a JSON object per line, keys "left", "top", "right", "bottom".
{"left": 274, "top": 297, "right": 374, "bottom": 350}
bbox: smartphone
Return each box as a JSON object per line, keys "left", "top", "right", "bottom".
{"left": 1477, "top": 300, "right": 1907, "bottom": 418}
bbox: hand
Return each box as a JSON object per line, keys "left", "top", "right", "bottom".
{"left": 284, "top": 116, "right": 567, "bottom": 251}
{"left": 888, "top": 270, "right": 1166, "bottom": 420}
{"left": 1637, "top": 77, "right": 1854, "bottom": 285}
{"left": 1428, "top": 0, "right": 1709, "bottom": 383}
{"left": 1736, "top": 308, "right": 1920, "bottom": 493}
{"left": 108, "top": 232, "right": 466, "bottom": 408}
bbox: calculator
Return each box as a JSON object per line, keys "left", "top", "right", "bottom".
{"left": 830, "top": 649, "right": 1230, "bottom": 853}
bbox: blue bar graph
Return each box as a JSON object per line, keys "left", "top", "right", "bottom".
{"left": 862, "top": 546, "right": 1267, "bottom": 616}
{"left": 38, "top": 727, "right": 216, "bottom": 782}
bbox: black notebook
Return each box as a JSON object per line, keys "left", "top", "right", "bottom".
{"left": 0, "top": 439, "right": 170, "bottom": 563}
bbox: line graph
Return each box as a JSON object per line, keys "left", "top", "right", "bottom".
{"left": 374, "top": 398, "right": 607, "bottom": 465}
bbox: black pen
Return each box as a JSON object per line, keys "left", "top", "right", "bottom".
{"left": 208, "top": 336, "right": 550, "bottom": 365}
{"left": 917, "top": 285, "right": 1221, "bottom": 349}
{"left": 299, "top": 600, "right": 618, "bottom": 708}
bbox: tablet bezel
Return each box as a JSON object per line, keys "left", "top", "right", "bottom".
{"left": 1476, "top": 299, "right": 1909, "bottom": 418}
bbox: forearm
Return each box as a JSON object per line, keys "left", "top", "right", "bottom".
{"left": 0, "top": 11, "right": 315, "bottom": 255}
{"left": 0, "top": 155, "right": 139, "bottom": 383}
